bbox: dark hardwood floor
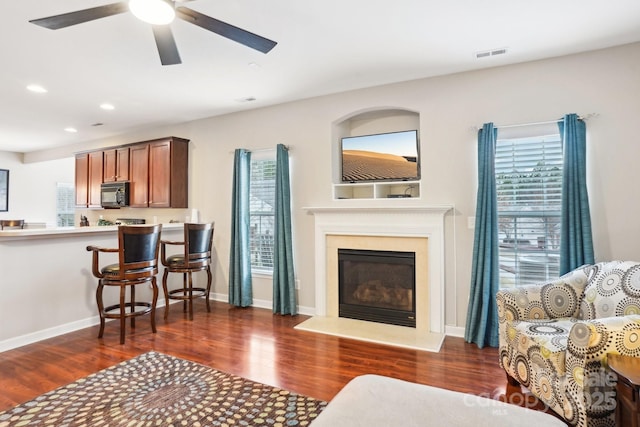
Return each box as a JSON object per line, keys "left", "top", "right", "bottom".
{"left": 0, "top": 300, "right": 552, "bottom": 418}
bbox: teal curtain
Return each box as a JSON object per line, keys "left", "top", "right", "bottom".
{"left": 465, "top": 123, "right": 500, "bottom": 348}
{"left": 273, "top": 144, "right": 297, "bottom": 315}
{"left": 229, "top": 149, "right": 253, "bottom": 307}
{"left": 558, "top": 114, "right": 594, "bottom": 274}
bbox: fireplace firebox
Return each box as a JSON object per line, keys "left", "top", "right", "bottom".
{"left": 338, "top": 248, "right": 416, "bottom": 327}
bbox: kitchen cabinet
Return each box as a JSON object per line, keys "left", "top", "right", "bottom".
{"left": 148, "top": 138, "right": 188, "bottom": 208}
{"left": 88, "top": 151, "right": 104, "bottom": 207}
{"left": 129, "top": 143, "right": 150, "bottom": 207}
{"left": 103, "top": 147, "right": 130, "bottom": 182}
{"left": 128, "top": 137, "right": 188, "bottom": 208}
{"left": 75, "top": 152, "right": 103, "bottom": 208}
{"left": 75, "top": 136, "right": 188, "bottom": 209}
{"left": 75, "top": 154, "right": 88, "bottom": 207}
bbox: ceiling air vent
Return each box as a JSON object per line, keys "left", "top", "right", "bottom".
{"left": 475, "top": 48, "right": 508, "bottom": 59}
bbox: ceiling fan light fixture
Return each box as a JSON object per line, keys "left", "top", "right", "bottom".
{"left": 129, "top": 0, "right": 175, "bottom": 25}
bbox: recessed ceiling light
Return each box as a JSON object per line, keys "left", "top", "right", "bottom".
{"left": 100, "top": 103, "right": 115, "bottom": 110}
{"left": 64, "top": 127, "right": 78, "bottom": 133}
{"left": 26, "top": 84, "right": 47, "bottom": 93}
{"left": 248, "top": 62, "right": 261, "bottom": 69}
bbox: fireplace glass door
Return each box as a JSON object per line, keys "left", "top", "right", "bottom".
{"left": 338, "top": 248, "right": 416, "bottom": 327}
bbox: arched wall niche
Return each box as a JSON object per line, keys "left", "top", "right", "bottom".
{"left": 330, "top": 107, "right": 421, "bottom": 199}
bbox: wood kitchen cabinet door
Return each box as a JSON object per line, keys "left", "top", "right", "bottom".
{"left": 129, "top": 144, "right": 149, "bottom": 207}
{"left": 168, "top": 138, "right": 189, "bottom": 208}
{"left": 116, "top": 148, "right": 130, "bottom": 181}
{"left": 88, "top": 151, "right": 103, "bottom": 208}
{"left": 148, "top": 140, "right": 171, "bottom": 207}
{"left": 148, "top": 138, "right": 188, "bottom": 208}
{"left": 103, "top": 148, "right": 130, "bottom": 182}
{"left": 75, "top": 154, "right": 89, "bottom": 207}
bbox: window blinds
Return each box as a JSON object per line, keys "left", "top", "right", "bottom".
{"left": 249, "top": 158, "right": 277, "bottom": 271}
{"left": 495, "top": 134, "right": 563, "bottom": 287}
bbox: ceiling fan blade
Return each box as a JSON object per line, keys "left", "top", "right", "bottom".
{"left": 176, "top": 7, "right": 277, "bottom": 54}
{"left": 29, "top": 2, "right": 129, "bottom": 30}
{"left": 152, "top": 25, "right": 182, "bottom": 65}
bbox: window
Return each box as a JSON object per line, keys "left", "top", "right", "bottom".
{"left": 56, "top": 182, "right": 75, "bottom": 227}
{"left": 249, "top": 153, "right": 276, "bottom": 273}
{"left": 495, "top": 133, "right": 563, "bottom": 287}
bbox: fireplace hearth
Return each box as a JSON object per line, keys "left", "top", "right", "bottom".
{"left": 339, "top": 248, "right": 416, "bottom": 327}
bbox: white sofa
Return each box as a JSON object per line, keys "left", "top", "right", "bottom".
{"left": 311, "top": 374, "right": 566, "bottom": 426}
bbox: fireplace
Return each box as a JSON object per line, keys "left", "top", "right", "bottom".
{"left": 297, "top": 206, "right": 451, "bottom": 352}
{"left": 338, "top": 249, "right": 416, "bottom": 327}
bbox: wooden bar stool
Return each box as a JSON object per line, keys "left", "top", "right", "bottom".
{"left": 161, "top": 222, "right": 214, "bottom": 320}
{"left": 86, "top": 224, "right": 162, "bottom": 344}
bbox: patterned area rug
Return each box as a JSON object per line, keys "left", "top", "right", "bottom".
{"left": 0, "top": 351, "right": 327, "bottom": 426}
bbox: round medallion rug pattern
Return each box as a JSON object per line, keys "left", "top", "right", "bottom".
{"left": 0, "top": 351, "right": 327, "bottom": 426}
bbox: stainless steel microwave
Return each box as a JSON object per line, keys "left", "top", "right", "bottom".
{"left": 101, "top": 182, "right": 130, "bottom": 208}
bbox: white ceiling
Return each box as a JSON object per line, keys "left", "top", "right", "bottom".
{"left": 3, "top": 0, "right": 640, "bottom": 153}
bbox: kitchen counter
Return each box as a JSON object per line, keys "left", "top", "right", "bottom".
{"left": 0, "top": 222, "right": 184, "bottom": 242}
{"left": 0, "top": 222, "right": 186, "bottom": 352}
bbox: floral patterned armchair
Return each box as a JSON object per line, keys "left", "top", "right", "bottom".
{"left": 497, "top": 260, "right": 640, "bottom": 427}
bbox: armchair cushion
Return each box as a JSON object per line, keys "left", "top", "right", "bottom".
{"left": 512, "top": 317, "right": 580, "bottom": 379}
{"left": 577, "top": 260, "right": 640, "bottom": 320}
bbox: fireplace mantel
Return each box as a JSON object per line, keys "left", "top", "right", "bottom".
{"left": 303, "top": 205, "right": 451, "bottom": 216}
{"left": 303, "top": 205, "right": 452, "bottom": 339}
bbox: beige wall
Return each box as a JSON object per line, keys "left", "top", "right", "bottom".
{"left": 10, "top": 42, "right": 640, "bottom": 331}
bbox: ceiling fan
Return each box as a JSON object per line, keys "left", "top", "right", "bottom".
{"left": 29, "top": 0, "right": 277, "bottom": 66}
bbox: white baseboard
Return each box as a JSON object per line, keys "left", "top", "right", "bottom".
{"left": 445, "top": 325, "right": 465, "bottom": 338}
{"left": 0, "top": 317, "right": 100, "bottom": 353}
{"left": 0, "top": 299, "right": 169, "bottom": 354}
{"left": 210, "top": 293, "right": 315, "bottom": 316}
{"left": 296, "top": 305, "right": 316, "bottom": 316}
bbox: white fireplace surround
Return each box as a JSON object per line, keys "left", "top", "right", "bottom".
{"left": 303, "top": 205, "right": 452, "bottom": 335}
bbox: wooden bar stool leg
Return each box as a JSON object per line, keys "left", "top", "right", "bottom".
{"left": 97, "top": 282, "right": 106, "bottom": 338}
{"left": 182, "top": 273, "right": 188, "bottom": 313}
{"left": 188, "top": 271, "right": 194, "bottom": 321}
{"left": 205, "top": 267, "right": 212, "bottom": 312}
{"left": 162, "top": 269, "right": 170, "bottom": 320}
{"left": 130, "top": 285, "right": 136, "bottom": 330}
{"left": 119, "top": 286, "right": 126, "bottom": 345}
{"left": 150, "top": 277, "right": 158, "bottom": 334}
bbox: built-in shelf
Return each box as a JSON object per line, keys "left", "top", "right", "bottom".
{"left": 333, "top": 108, "right": 421, "bottom": 201}
{"left": 333, "top": 181, "right": 421, "bottom": 200}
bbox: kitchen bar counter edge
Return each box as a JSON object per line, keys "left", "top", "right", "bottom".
{"left": 0, "top": 222, "right": 184, "bottom": 242}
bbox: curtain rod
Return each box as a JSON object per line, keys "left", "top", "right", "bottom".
{"left": 228, "top": 145, "right": 290, "bottom": 154}
{"left": 472, "top": 113, "right": 598, "bottom": 131}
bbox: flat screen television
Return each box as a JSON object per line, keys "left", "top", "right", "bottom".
{"left": 341, "top": 129, "right": 420, "bottom": 182}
